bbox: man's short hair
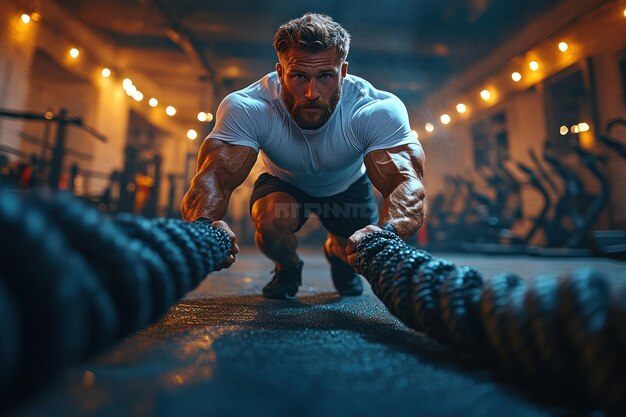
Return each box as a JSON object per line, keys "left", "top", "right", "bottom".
{"left": 273, "top": 13, "right": 351, "bottom": 61}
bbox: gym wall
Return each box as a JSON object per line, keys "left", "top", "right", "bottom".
{"left": 415, "top": 0, "right": 626, "bottom": 231}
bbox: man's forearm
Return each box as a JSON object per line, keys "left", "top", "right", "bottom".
{"left": 181, "top": 173, "right": 231, "bottom": 222}
{"left": 379, "top": 179, "right": 425, "bottom": 239}
{"left": 181, "top": 140, "right": 258, "bottom": 222}
{"left": 363, "top": 143, "right": 426, "bottom": 240}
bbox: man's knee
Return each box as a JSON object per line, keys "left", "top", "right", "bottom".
{"left": 252, "top": 193, "right": 299, "bottom": 238}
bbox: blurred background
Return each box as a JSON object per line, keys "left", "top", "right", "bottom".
{"left": 1, "top": 0, "right": 625, "bottom": 255}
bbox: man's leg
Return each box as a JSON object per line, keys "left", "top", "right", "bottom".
{"left": 323, "top": 231, "right": 363, "bottom": 295}
{"left": 252, "top": 191, "right": 306, "bottom": 300}
{"left": 317, "top": 175, "right": 379, "bottom": 296}
{"left": 324, "top": 233, "right": 349, "bottom": 263}
{"left": 251, "top": 191, "right": 301, "bottom": 270}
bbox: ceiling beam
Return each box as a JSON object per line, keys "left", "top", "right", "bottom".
{"left": 147, "top": 0, "right": 216, "bottom": 85}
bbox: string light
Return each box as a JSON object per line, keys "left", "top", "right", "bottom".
{"left": 187, "top": 129, "right": 198, "bottom": 140}
{"left": 11, "top": 13, "right": 225, "bottom": 126}
{"left": 122, "top": 79, "right": 137, "bottom": 97}
{"left": 414, "top": 13, "right": 620, "bottom": 127}
{"left": 40, "top": 4, "right": 615, "bottom": 134}
{"left": 132, "top": 91, "right": 144, "bottom": 102}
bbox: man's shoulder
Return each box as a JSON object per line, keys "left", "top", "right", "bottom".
{"left": 223, "top": 72, "right": 280, "bottom": 111}
{"left": 343, "top": 75, "right": 405, "bottom": 113}
{"left": 342, "top": 75, "right": 411, "bottom": 141}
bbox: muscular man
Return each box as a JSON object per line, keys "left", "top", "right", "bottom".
{"left": 182, "top": 13, "right": 425, "bottom": 299}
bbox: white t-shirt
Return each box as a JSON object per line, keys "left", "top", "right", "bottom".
{"left": 208, "top": 71, "right": 418, "bottom": 197}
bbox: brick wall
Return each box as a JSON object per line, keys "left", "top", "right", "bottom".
{"left": 0, "top": 1, "right": 38, "bottom": 158}
{"left": 0, "top": 0, "right": 193, "bottom": 208}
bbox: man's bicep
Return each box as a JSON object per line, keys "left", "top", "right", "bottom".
{"left": 364, "top": 143, "right": 425, "bottom": 197}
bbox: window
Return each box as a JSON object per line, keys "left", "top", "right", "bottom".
{"left": 544, "top": 66, "right": 591, "bottom": 152}
{"left": 470, "top": 111, "right": 509, "bottom": 168}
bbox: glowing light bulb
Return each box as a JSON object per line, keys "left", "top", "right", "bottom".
{"left": 578, "top": 122, "right": 590, "bottom": 132}
{"left": 132, "top": 90, "right": 144, "bottom": 102}
{"left": 456, "top": 103, "right": 467, "bottom": 114}
{"left": 187, "top": 129, "right": 198, "bottom": 140}
{"left": 122, "top": 78, "right": 133, "bottom": 89}
{"left": 21, "top": 14, "right": 31, "bottom": 24}
{"left": 529, "top": 61, "right": 539, "bottom": 71}
{"left": 166, "top": 106, "right": 176, "bottom": 116}
{"left": 511, "top": 72, "right": 522, "bottom": 82}
{"left": 69, "top": 48, "right": 80, "bottom": 59}
{"left": 197, "top": 112, "right": 207, "bottom": 122}
{"left": 425, "top": 123, "right": 435, "bottom": 133}
{"left": 560, "top": 126, "right": 569, "bottom": 136}
{"left": 148, "top": 98, "right": 158, "bottom": 107}
{"left": 480, "top": 89, "right": 491, "bottom": 100}
{"left": 206, "top": 112, "right": 214, "bottom": 122}
{"left": 440, "top": 114, "right": 451, "bottom": 125}
{"left": 571, "top": 124, "right": 580, "bottom": 134}
{"left": 101, "top": 68, "right": 111, "bottom": 78}
{"left": 558, "top": 42, "right": 569, "bottom": 52}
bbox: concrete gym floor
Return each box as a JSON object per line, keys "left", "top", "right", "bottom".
{"left": 13, "top": 247, "right": 625, "bottom": 417}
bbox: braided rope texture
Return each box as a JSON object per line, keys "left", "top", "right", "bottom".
{"left": 0, "top": 190, "right": 230, "bottom": 406}
{"left": 354, "top": 231, "right": 626, "bottom": 413}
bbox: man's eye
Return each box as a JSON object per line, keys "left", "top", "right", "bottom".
{"left": 293, "top": 74, "right": 305, "bottom": 80}
{"left": 320, "top": 74, "right": 333, "bottom": 80}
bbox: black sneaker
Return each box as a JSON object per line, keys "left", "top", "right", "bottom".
{"left": 262, "top": 260, "right": 303, "bottom": 300}
{"left": 323, "top": 244, "right": 363, "bottom": 296}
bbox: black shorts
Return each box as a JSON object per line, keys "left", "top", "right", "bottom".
{"left": 249, "top": 173, "right": 379, "bottom": 239}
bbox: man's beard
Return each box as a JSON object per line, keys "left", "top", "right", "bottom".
{"left": 281, "top": 82, "right": 342, "bottom": 130}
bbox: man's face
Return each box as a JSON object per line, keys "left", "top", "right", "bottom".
{"left": 276, "top": 48, "right": 348, "bottom": 130}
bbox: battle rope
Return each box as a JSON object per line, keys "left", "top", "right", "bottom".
{"left": 0, "top": 190, "right": 230, "bottom": 406}
{"left": 354, "top": 230, "right": 626, "bottom": 412}
{"left": 1, "top": 190, "right": 625, "bottom": 413}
